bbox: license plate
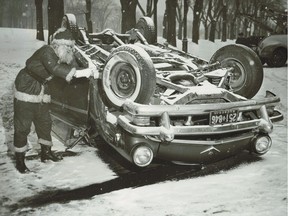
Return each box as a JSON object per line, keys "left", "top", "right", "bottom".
{"left": 210, "top": 109, "right": 238, "bottom": 125}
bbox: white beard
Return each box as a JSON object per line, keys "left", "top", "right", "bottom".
{"left": 55, "top": 45, "right": 74, "bottom": 65}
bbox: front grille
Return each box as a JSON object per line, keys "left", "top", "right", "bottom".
{"left": 174, "top": 129, "right": 253, "bottom": 141}
{"left": 188, "top": 98, "right": 227, "bottom": 104}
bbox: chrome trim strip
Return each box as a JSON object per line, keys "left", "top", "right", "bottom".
{"left": 123, "top": 96, "right": 280, "bottom": 116}
{"left": 118, "top": 115, "right": 259, "bottom": 135}
{"left": 146, "top": 132, "right": 254, "bottom": 145}
{"left": 269, "top": 110, "right": 284, "bottom": 122}
{"left": 200, "top": 146, "right": 221, "bottom": 154}
{"left": 170, "top": 132, "right": 254, "bottom": 145}
{"left": 51, "top": 100, "right": 88, "bottom": 115}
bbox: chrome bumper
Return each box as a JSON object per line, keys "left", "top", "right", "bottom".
{"left": 117, "top": 95, "right": 282, "bottom": 141}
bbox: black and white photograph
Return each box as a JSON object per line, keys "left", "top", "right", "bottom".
{"left": 0, "top": 0, "right": 287, "bottom": 215}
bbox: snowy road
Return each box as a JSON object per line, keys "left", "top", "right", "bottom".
{"left": 0, "top": 28, "right": 287, "bottom": 216}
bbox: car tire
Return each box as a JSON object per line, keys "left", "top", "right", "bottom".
{"left": 209, "top": 44, "right": 263, "bottom": 99}
{"left": 136, "top": 17, "right": 157, "bottom": 44}
{"left": 61, "top": 13, "right": 79, "bottom": 40}
{"left": 259, "top": 57, "right": 266, "bottom": 65}
{"left": 265, "top": 48, "right": 287, "bottom": 67}
{"left": 101, "top": 44, "right": 156, "bottom": 108}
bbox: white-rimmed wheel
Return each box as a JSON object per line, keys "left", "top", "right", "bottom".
{"left": 209, "top": 44, "right": 263, "bottom": 99}
{"left": 102, "top": 44, "right": 156, "bottom": 108}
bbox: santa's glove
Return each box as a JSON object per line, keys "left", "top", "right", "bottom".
{"left": 66, "top": 67, "right": 76, "bottom": 83}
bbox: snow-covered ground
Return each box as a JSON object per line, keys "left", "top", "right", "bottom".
{"left": 0, "top": 28, "right": 287, "bottom": 216}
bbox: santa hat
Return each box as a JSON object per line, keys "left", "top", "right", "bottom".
{"left": 51, "top": 28, "right": 75, "bottom": 46}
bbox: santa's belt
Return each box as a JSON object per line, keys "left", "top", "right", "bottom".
{"left": 25, "top": 69, "right": 53, "bottom": 84}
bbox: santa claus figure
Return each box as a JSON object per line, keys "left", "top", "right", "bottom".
{"left": 13, "top": 28, "right": 78, "bottom": 173}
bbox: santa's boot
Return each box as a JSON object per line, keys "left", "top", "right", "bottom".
{"left": 15, "top": 152, "right": 30, "bottom": 174}
{"left": 40, "top": 145, "right": 63, "bottom": 162}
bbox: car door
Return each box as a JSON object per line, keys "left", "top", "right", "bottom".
{"left": 49, "top": 76, "right": 90, "bottom": 127}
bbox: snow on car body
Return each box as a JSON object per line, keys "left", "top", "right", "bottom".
{"left": 50, "top": 14, "right": 283, "bottom": 167}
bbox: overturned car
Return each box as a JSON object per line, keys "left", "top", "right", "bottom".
{"left": 49, "top": 14, "right": 283, "bottom": 167}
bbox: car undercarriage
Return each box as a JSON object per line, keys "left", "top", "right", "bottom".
{"left": 49, "top": 14, "right": 283, "bottom": 167}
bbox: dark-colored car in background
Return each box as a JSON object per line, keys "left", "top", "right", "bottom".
{"left": 257, "top": 34, "right": 287, "bottom": 67}
{"left": 49, "top": 14, "right": 283, "bottom": 168}
{"left": 236, "top": 34, "right": 287, "bottom": 67}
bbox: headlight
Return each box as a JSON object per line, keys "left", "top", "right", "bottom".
{"left": 252, "top": 135, "right": 272, "bottom": 155}
{"left": 132, "top": 145, "right": 153, "bottom": 167}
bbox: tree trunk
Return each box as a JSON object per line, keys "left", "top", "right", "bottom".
{"left": 162, "top": 10, "right": 167, "bottom": 38}
{"left": 35, "top": 0, "right": 44, "bottom": 41}
{"left": 192, "top": 0, "right": 203, "bottom": 44}
{"left": 182, "top": 0, "right": 189, "bottom": 52}
{"left": 48, "top": 0, "right": 64, "bottom": 43}
{"left": 209, "top": 20, "right": 216, "bottom": 42}
{"left": 204, "top": 23, "right": 209, "bottom": 39}
{"left": 153, "top": 0, "right": 158, "bottom": 39}
{"left": 243, "top": 18, "right": 249, "bottom": 36}
{"left": 85, "top": 0, "right": 93, "bottom": 33}
{"left": 146, "top": 0, "right": 153, "bottom": 16}
{"left": 120, "top": 0, "right": 137, "bottom": 33}
{"left": 176, "top": 1, "right": 182, "bottom": 40}
{"left": 221, "top": 4, "right": 227, "bottom": 42}
{"left": 252, "top": 2, "right": 260, "bottom": 36}
{"left": 166, "top": 0, "right": 177, "bottom": 46}
{"left": 178, "top": 22, "right": 183, "bottom": 39}
{"left": 0, "top": 0, "right": 5, "bottom": 26}
{"left": 217, "top": 20, "right": 221, "bottom": 38}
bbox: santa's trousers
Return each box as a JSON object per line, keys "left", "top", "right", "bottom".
{"left": 13, "top": 99, "right": 52, "bottom": 153}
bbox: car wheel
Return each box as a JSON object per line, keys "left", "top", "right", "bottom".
{"left": 61, "top": 14, "right": 79, "bottom": 40}
{"left": 101, "top": 44, "right": 156, "bottom": 108}
{"left": 136, "top": 17, "right": 156, "bottom": 44}
{"left": 266, "top": 48, "right": 287, "bottom": 67}
{"left": 209, "top": 44, "right": 263, "bottom": 99}
{"left": 259, "top": 57, "right": 266, "bottom": 65}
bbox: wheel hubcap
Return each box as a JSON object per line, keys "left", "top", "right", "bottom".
{"left": 111, "top": 62, "right": 136, "bottom": 98}
{"left": 222, "top": 58, "right": 246, "bottom": 91}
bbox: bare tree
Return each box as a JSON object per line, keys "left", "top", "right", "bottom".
{"left": 109, "top": 11, "right": 122, "bottom": 33}
{"left": 182, "top": 0, "right": 189, "bottom": 52}
{"left": 0, "top": 0, "right": 29, "bottom": 28}
{"left": 227, "top": 0, "right": 240, "bottom": 39}
{"left": 221, "top": 0, "right": 227, "bottom": 41}
{"left": 92, "top": 0, "right": 116, "bottom": 31}
{"left": 35, "top": 0, "right": 44, "bottom": 41}
{"left": 200, "top": 0, "right": 211, "bottom": 40}
{"left": 47, "top": 0, "right": 64, "bottom": 42}
{"left": 208, "top": 0, "right": 223, "bottom": 42}
{"left": 146, "top": 0, "right": 153, "bottom": 16}
{"left": 191, "top": 0, "right": 203, "bottom": 44}
{"left": 0, "top": 0, "right": 6, "bottom": 26}
{"left": 85, "top": 0, "right": 93, "bottom": 33}
{"left": 238, "top": 0, "right": 287, "bottom": 35}
{"left": 162, "top": 9, "right": 167, "bottom": 38}
{"left": 166, "top": 0, "right": 177, "bottom": 46}
{"left": 120, "top": 0, "right": 137, "bottom": 33}
{"left": 176, "top": 0, "right": 183, "bottom": 39}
